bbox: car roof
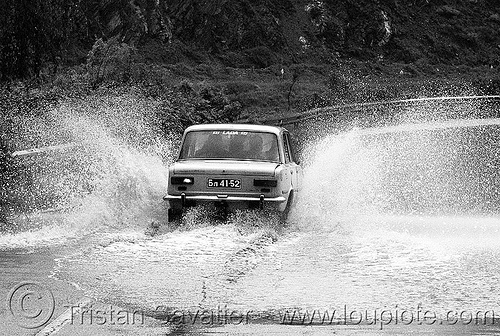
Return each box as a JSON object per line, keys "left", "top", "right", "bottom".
{"left": 184, "top": 123, "right": 287, "bottom": 135}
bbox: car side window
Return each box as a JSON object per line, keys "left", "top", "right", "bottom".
{"left": 283, "top": 133, "right": 291, "bottom": 163}
{"left": 285, "top": 133, "right": 295, "bottom": 163}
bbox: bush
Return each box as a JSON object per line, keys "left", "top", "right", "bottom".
{"left": 86, "top": 37, "right": 137, "bottom": 89}
{"left": 219, "top": 52, "right": 253, "bottom": 68}
{"left": 223, "top": 81, "right": 260, "bottom": 95}
{"left": 326, "top": 69, "right": 353, "bottom": 102}
{"left": 167, "top": 63, "right": 195, "bottom": 78}
{"left": 243, "top": 47, "right": 278, "bottom": 68}
{"left": 156, "top": 83, "right": 243, "bottom": 134}
{"left": 473, "top": 77, "right": 500, "bottom": 95}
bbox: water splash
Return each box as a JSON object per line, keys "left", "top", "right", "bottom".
{"left": 3, "top": 94, "right": 500, "bottom": 250}
{"left": 1, "top": 93, "right": 177, "bottom": 249}
{"left": 294, "top": 116, "right": 500, "bottom": 226}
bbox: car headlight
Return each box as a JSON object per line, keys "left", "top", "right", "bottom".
{"left": 171, "top": 176, "right": 194, "bottom": 185}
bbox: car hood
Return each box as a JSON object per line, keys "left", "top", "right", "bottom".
{"left": 172, "top": 160, "right": 279, "bottom": 177}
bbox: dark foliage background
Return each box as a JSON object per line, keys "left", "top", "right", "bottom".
{"left": 2, "top": 0, "right": 500, "bottom": 80}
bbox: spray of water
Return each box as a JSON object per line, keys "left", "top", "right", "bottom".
{"left": 293, "top": 98, "right": 500, "bottom": 231}
{"left": 3, "top": 93, "right": 500, "bottom": 250}
{"left": 1, "top": 92, "right": 178, "bottom": 249}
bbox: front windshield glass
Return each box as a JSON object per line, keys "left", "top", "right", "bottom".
{"left": 179, "top": 130, "right": 280, "bottom": 162}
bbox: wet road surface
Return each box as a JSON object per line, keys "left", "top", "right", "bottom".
{"left": 3, "top": 212, "right": 498, "bottom": 335}
{"left": 3, "top": 112, "right": 500, "bottom": 335}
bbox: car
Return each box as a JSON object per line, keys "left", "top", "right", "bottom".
{"left": 165, "top": 123, "right": 302, "bottom": 221}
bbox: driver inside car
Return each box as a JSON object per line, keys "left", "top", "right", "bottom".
{"left": 263, "top": 139, "right": 279, "bottom": 162}
{"left": 195, "top": 133, "right": 227, "bottom": 158}
{"left": 247, "top": 134, "right": 264, "bottom": 160}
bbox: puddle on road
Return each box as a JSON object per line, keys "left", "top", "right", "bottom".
{"left": 50, "top": 209, "right": 500, "bottom": 325}
{"left": 53, "top": 221, "right": 278, "bottom": 314}
{"left": 225, "top": 214, "right": 500, "bottom": 315}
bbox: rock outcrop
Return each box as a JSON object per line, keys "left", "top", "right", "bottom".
{"left": 3, "top": 0, "right": 500, "bottom": 80}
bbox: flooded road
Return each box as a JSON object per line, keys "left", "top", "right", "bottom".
{"left": 226, "top": 214, "right": 500, "bottom": 315}
{"left": 2, "top": 97, "right": 500, "bottom": 335}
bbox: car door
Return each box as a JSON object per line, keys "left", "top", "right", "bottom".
{"left": 282, "top": 132, "right": 300, "bottom": 193}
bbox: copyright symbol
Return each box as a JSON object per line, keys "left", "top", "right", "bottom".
{"left": 7, "top": 282, "right": 55, "bottom": 329}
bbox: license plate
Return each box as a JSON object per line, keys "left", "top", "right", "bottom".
{"left": 207, "top": 178, "right": 241, "bottom": 189}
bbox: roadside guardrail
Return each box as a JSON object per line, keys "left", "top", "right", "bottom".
{"left": 259, "top": 95, "right": 500, "bottom": 127}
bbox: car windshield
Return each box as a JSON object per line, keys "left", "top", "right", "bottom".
{"left": 179, "top": 130, "right": 280, "bottom": 162}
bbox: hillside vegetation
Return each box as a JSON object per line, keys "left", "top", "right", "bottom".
{"left": 1, "top": 0, "right": 500, "bottom": 124}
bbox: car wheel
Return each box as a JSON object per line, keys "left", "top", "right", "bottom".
{"left": 168, "top": 208, "right": 183, "bottom": 222}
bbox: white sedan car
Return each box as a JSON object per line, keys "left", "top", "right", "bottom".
{"left": 165, "top": 124, "right": 301, "bottom": 221}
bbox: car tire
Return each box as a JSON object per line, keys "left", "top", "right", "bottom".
{"left": 168, "top": 208, "right": 183, "bottom": 222}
